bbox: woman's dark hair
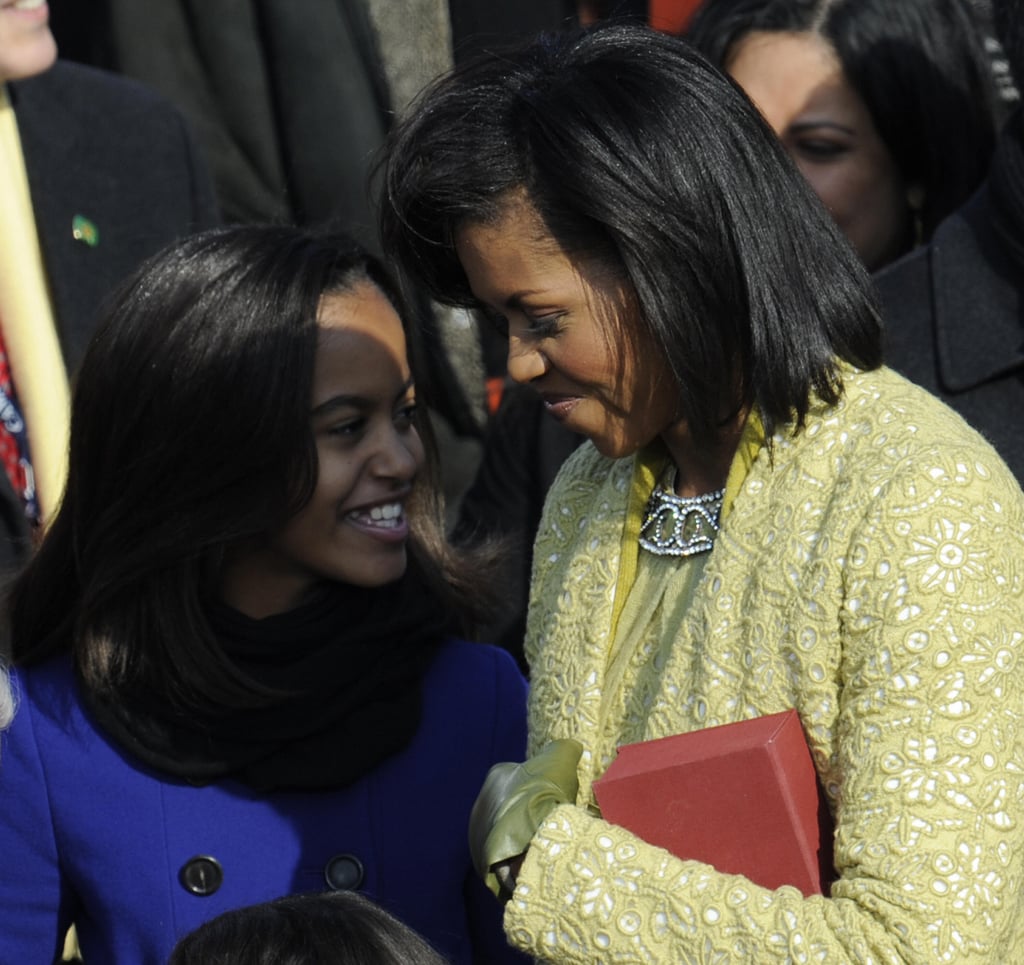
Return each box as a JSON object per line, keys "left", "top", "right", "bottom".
{"left": 380, "top": 22, "right": 881, "bottom": 446}
{"left": 686, "top": 0, "right": 1000, "bottom": 243}
{"left": 166, "top": 891, "right": 448, "bottom": 965}
{"left": 8, "top": 224, "right": 483, "bottom": 707}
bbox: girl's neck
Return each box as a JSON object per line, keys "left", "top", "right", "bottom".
{"left": 219, "top": 544, "right": 316, "bottom": 619}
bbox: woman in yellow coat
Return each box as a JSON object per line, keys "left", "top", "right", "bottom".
{"left": 380, "top": 22, "right": 1024, "bottom": 963}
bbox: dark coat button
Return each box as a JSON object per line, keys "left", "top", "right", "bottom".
{"left": 324, "top": 853, "right": 364, "bottom": 891}
{"left": 179, "top": 856, "right": 224, "bottom": 897}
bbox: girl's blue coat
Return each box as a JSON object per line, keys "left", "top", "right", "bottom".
{"left": 0, "top": 640, "right": 528, "bottom": 964}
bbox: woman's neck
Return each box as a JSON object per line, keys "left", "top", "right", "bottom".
{"left": 660, "top": 406, "right": 749, "bottom": 497}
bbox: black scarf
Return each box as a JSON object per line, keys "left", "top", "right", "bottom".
{"left": 84, "top": 576, "right": 449, "bottom": 791}
{"left": 988, "top": 107, "right": 1024, "bottom": 271}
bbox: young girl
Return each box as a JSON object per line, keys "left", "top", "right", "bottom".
{"left": 0, "top": 225, "right": 528, "bottom": 965}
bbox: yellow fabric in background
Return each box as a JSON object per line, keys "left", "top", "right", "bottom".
{"left": 0, "top": 85, "right": 70, "bottom": 523}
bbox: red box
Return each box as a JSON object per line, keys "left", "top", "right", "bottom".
{"left": 592, "top": 710, "right": 834, "bottom": 896}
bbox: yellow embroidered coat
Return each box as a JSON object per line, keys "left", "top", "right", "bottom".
{"left": 506, "top": 367, "right": 1024, "bottom": 963}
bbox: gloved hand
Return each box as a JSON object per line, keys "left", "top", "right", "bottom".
{"left": 468, "top": 738, "right": 583, "bottom": 898}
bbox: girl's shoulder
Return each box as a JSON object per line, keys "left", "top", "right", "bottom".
{"left": 416, "top": 639, "right": 528, "bottom": 758}
{"left": 8, "top": 654, "right": 80, "bottom": 728}
{"left": 426, "top": 638, "right": 527, "bottom": 701}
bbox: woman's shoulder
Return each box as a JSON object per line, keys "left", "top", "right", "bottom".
{"left": 538, "top": 442, "right": 634, "bottom": 528}
{"left": 803, "top": 365, "right": 1020, "bottom": 485}
{"left": 551, "top": 440, "right": 622, "bottom": 486}
{"left": 762, "top": 365, "right": 1024, "bottom": 524}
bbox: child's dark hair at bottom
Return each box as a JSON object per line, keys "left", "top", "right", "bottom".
{"left": 167, "top": 890, "right": 449, "bottom": 965}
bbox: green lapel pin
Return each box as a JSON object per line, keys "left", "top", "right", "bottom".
{"left": 71, "top": 214, "right": 99, "bottom": 247}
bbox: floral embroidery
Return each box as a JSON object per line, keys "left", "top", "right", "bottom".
{"left": 904, "top": 517, "right": 989, "bottom": 594}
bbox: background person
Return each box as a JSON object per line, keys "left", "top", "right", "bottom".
{"left": 875, "top": 0, "right": 1024, "bottom": 484}
{"left": 686, "top": 0, "right": 1000, "bottom": 270}
{"left": 0, "top": 0, "right": 218, "bottom": 569}
{"left": 380, "top": 24, "right": 1024, "bottom": 962}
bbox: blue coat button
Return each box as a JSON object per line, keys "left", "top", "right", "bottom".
{"left": 178, "top": 856, "right": 224, "bottom": 896}
{"left": 324, "top": 853, "right": 364, "bottom": 891}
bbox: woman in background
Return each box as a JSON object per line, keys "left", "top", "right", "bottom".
{"left": 687, "top": 0, "right": 1000, "bottom": 270}
{"left": 0, "top": 225, "right": 527, "bottom": 965}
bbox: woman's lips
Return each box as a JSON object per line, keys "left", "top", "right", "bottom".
{"left": 542, "top": 394, "right": 582, "bottom": 421}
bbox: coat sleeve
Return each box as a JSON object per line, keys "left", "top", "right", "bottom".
{"left": 0, "top": 672, "right": 78, "bottom": 964}
{"left": 503, "top": 449, "right": 1024, "bottom": 963}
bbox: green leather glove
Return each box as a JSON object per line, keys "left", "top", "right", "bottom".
{"left": 468, "top": 738, "right": 583, "bottom": 898}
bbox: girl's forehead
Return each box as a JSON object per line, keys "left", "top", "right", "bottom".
{"left": 311, "top": 286, "right": 411, "bottom": 408}
{"left": 317, "top": 283, "right": 401, "bottom": 335}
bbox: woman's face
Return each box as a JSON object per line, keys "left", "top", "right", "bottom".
{"left": 455, "top": 197, "right": 682, "bottom": 460}
{"left": 727, "top": 30, "right": 913, "bottom": 270}
{"left": 222, "top": 282, "right": 425, "bottom": 618}
{"left": 0, "top": 0, "right": 56, "bottom": 82}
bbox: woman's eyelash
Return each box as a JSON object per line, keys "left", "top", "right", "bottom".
{"left": 526, "top": 313, "right": 565, "bottom": 337}
{"left": 475, "top": 305, "right": 564, "bottom": 338}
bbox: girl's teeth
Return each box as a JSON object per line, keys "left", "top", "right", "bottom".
{"left": 348, "top": 503, "right": 403, "bottom": 527}
{"left": 13, "top": 0, "right": 46, "bottom": 10}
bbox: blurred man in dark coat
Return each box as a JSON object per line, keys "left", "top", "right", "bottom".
{"left": 875, "top": 0, "right": 1024, "bottom": 483}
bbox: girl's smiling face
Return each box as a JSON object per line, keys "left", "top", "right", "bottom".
{"left": 222, "top": 281, "right": 424, "bottom": 617}
{"left": 727, "top": 30, "right": 913, "bottom": 270}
